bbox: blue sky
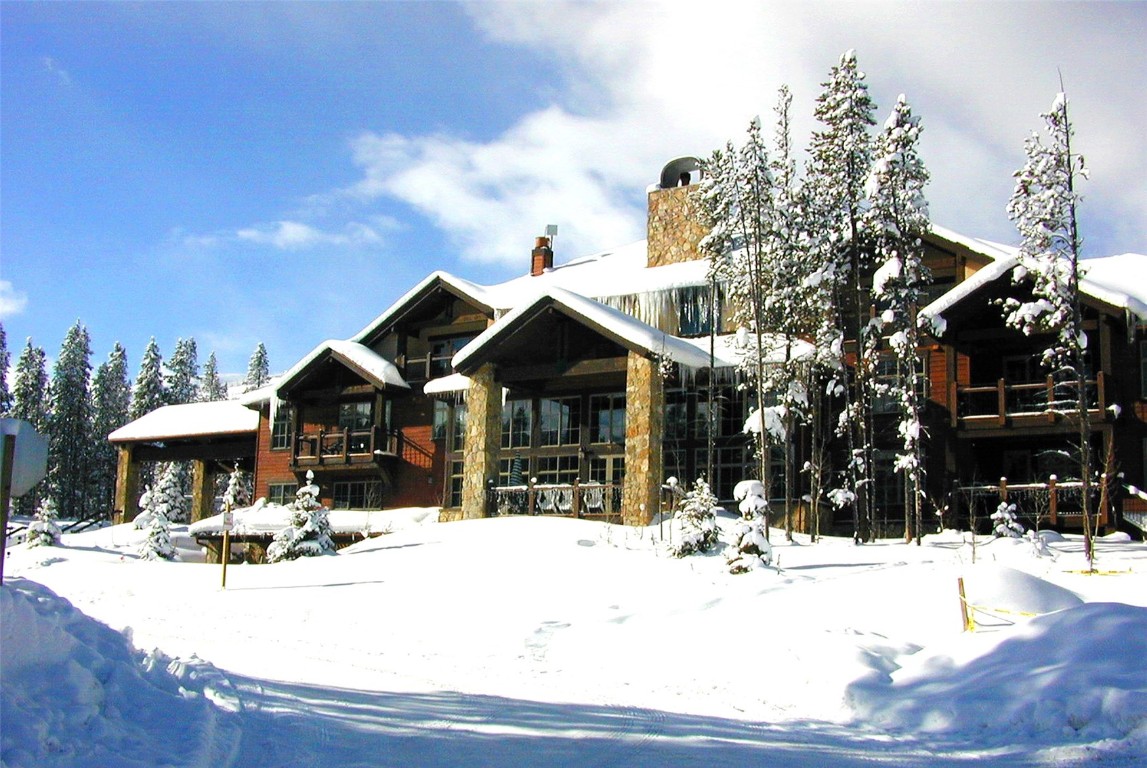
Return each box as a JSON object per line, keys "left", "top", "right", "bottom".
{"left": 2, "top": 1, "right": 1145, "bottom": 381}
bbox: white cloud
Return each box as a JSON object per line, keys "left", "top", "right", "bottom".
{"left": 343, "top": 1, "right": 1145, "bottom": 264}
{"left": 40, "top": 56, "right": 72, "bottom": 87}
{"left": 0, "top": 281, "right": 29, "bottom": 318}
{"left": 187, "top": 219, "right": 389, "bottom": 252}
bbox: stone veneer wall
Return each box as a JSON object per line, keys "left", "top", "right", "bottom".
{"left": 457, "top": 363, "right": 502, "bottom": 521}
{"left": 646, "top": 184, "right": 708, "bottom": 268}
{"left": 621, "top": 351, "right": 665, "bottom": 526}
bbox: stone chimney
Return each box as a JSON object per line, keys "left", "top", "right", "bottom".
{"left": 530, "top": 236, "right": 554, "bottom": 276}
{"left": 647, "top": 157, "right": 708, "bottom": 268}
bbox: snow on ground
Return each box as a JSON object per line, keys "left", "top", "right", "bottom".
{"left": 3, "top": 513, "right": 1146, "bottom": 767}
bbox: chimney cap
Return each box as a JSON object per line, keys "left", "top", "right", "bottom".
{"left": 659, "top": 156, "right": 701, "bottom": 189}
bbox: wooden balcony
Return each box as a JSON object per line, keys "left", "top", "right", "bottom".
{"left": 292, "top": 426, "right": 399, "bottom": 469}
{"left": 949, "top": 372, "right": 1107, "bottom": 431}
{"left": 957, "top": 476, "right": 1110, "bottom": 530}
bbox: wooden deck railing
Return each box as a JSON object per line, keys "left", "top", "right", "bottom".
{"left": 293, "top": 426, "right": 399, "bottom": 466}
{"left": 487, "top": 479, "right": 624, "bottom": 520}
{"left": 949, "top": 372, "right": 1105, "bottom": 428}
{"left": 957, "top": 475, "right": 1108, "bottom": 528}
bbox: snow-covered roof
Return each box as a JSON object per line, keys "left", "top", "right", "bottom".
{"left": 277, "top": 339, "right": 409, "bottom": 396}
{"left": 1078, "top": 253, "right": 1147, "bottom": 322}
{"left": 452, "top": 287, "right": 715, "bottom": 373}
{"left": 928, "top": 224, "right": 1019, "bottom": 263}
{"left": 423, "top": 373, "right": 472, "bottom": 395}
{"left": 675, "top": 332, "right": 814, "bottom": 369}
{"left": 921, "top": 250, "right": 1147, "bottom": 329}
{"left": 109, "top": 401, "right": 259, "bottom": 443}
{"left": 351, "top": 271, "right": 496, "bottom": 344}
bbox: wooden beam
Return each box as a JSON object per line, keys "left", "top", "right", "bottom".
{"left": 499, "top": 357, "right": 628, "bottom": 383}
{"left": 133, "top": 438, "right": 257, "bottom": 463}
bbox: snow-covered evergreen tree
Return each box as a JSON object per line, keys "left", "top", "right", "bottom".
{"left": 1004, "top": 91, "right": 1095, "bottom": 569}
{"left": 138, "top": 507, "right": 178, "bottom": 561}
{"left": 726, "top": 479, "right": 773, "bottom": 573}
{"left": 26, "top": 496, "right": 63, "bottom": 548}
{"left": 47, "top": 321, "right": 94, "bottom": 519}
{"left": 668, "top": 477, "right": 720, "bottom": 558}
{"left": 130, "top": 338, "right": 165, "bottom": 489}
{"left": 10, "top": 339, "right": 49, "bottom": 515}
{"left": 131, "top": 338, "right": 166, "bottom": 421}
{"left": 243, "top": 343, "right": 270, "bottom": 393}
{"left": 990, "top": 502, "right": 1024, "bottom": 539}
{"left": 809, "top": 49, "right": 878, "bottom": 543}
{"left": 200, "top": 352, "right": 228, "bottom": 402}
{"left": 865, "top": 94, "right": 932, "bottom": 544}
{"left": 166, "top": 337, "right": 199, "bottom": 405}
{"left": 222, "top": 463, "right": 252, "bottom": 510}
{"left": 133, "top": 485, "right": 155, "bottom": 529}
{"left": 267, "top": 471, "right": 336, "bottom": 562}
{"left": 0, "top": 323, "right": 11, "bottom": 416}
{"left": 90, "top": 343, "right": 132, "bottom": 518}
{"left": 149, "top": 462, "right": 188, "bottom": 524}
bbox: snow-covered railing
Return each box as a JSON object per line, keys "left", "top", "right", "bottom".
{"left": 955, "top": 476, "right": 1108, "bottom": 529}
{"left": 486, "top": 480, "right": 623, "bottom": 519}
{"left": 950, "top": 372, "right": 1104, "bottom": 427}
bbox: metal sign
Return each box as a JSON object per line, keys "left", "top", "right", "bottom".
{"left": 0, "top": 419, "right": 48, "bottom": 497}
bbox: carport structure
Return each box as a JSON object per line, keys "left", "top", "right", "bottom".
{"left": 108, "top": 401, "right": 259, "bottom": 524}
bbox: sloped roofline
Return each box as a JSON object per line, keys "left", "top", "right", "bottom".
{"left": 276, "top": 339, "right": 410, "bottom": 397}
{"left": 452, "top": 287, "right": 714, "bottom": 375}
{"left": 351, "top": 271, "right": 496, "bottom": 346}
{"left": 109, "top": 401, "right": 259, "bottom": 443}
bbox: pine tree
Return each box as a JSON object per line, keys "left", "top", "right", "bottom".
{"left": 90, "top": 343, "right": 132, "bottom": 517}
{"left": 990, "top": 501, "right": 1024, "bottom": 539}
{"left": 809, "top": 49, "right": 878, "bottom": 543}
{"left": 865, "top": 94, "right": 932, "bottom": 544}
{"left": 149, "top": 462, "right": 188, "bottom": 524}
{"left": 47, "top": 321, "right": 94, "bottom": 519}
{"left": 0, "top": 323, "right": 11, "bottom": 416}
{"left": 668, "top": 477, "right": 720, "bottom": 557}
{"left": 243, "top": 343, "right": 270, "bottom": 392}
{"left": 130, "top": 338, "right": 166, "bottom": 421}
{"left": 222, "top": 463, "right": 252, "bottom": 510}
{"left": 10, "top": 339, "right": 50, "bottom": 515}
{"left": 267, "top": 471, "right": 336, "bottom": 562}
{"left": 200, "top": 352, "right": 228, "bottom": 402}
{"left": 138, "top": 506, "right": 178, "bottom": 561}
{"left": 1004, "top": 92, "right": 1094, "bottom": 569}
{"left": 26, "top": 496, "right": 63, "bottom": 548}
{"left": 166, "top": 337, "right": 199, "bottom": 405}
{"left": 727, "top": 479, "right": 773, "bottom": 573}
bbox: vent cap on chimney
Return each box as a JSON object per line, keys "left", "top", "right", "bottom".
{"left": 659, "top": 156, "right": 701, "bottom": 189}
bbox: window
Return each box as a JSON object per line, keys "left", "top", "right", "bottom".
{"left": 535, "top": 455, "right": 579, "bottom": 485}
{"left": 694, "top": 445, "right": 752, "bottom": 502}
{"left": 499, "top": 456, "right": 529, "bottom": 486}
{"left": 268, "top": 483, "right": 295, "bottom": 506}
{"left": 332, "top": 480, "right": 382, "bottom": 510}
{"left": 664, "top": 389, "right": 690, "bottom": 440}
{"left": 433, "top": 400, "right": 449, "bottom": 441}
{"left": 429, "top": 335, "right": 476, "bottom": 379}
{"left": 502, "top": 399, "right": 533, "bottom": 449}
{"left": 339, "top": 401, "right": 373, "bottom": 430}
{"left": 539, "top": 397, "right": 581, "bottom": 447}
{"left": 590, "top": 393, "right": 626, "bottom": 444}
{"left": 452, "top": 402, "right": 467, "bottom": 451}
{"left": 270, "top": 406, "right": 293, "bottom": 450}
{"left": 447, "top": 460, "right": 464, "bottom": 508}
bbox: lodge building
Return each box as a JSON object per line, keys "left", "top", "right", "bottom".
{"left": 110, "top": 160, "right": 1147, "bottom": 538}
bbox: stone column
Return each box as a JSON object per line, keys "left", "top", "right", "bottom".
{"left": 113, "top": 444, "right": 140, "bottom": 525}
{"left": 622, "top": 351, "right": 664, "bottom": 526}
{"left": 460, "top": 363, "right": 502, "bottom": 521}
{"left": 190, "top": 459, "right": 215, "bottom": 523}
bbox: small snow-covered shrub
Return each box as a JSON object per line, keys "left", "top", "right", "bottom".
{"left": 222, "top": 463, "right": 252, "bottom": 510}
{"left": 726, "top": 479, "right": 772, "bottom": 573}
{"left": 138, "top": 510, "right": 178, "bottom": 561}
{"left": 26, "top": 497, "right": 62, "bottom": 548}
{"left": 267, "top": 473, "right": 336, "bottom": 562}
{"left": 668, "top": 477, "right": 719, "bottom": 558}
{"left": 991, "top": 502, "right": 1024, "bottom": 538}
